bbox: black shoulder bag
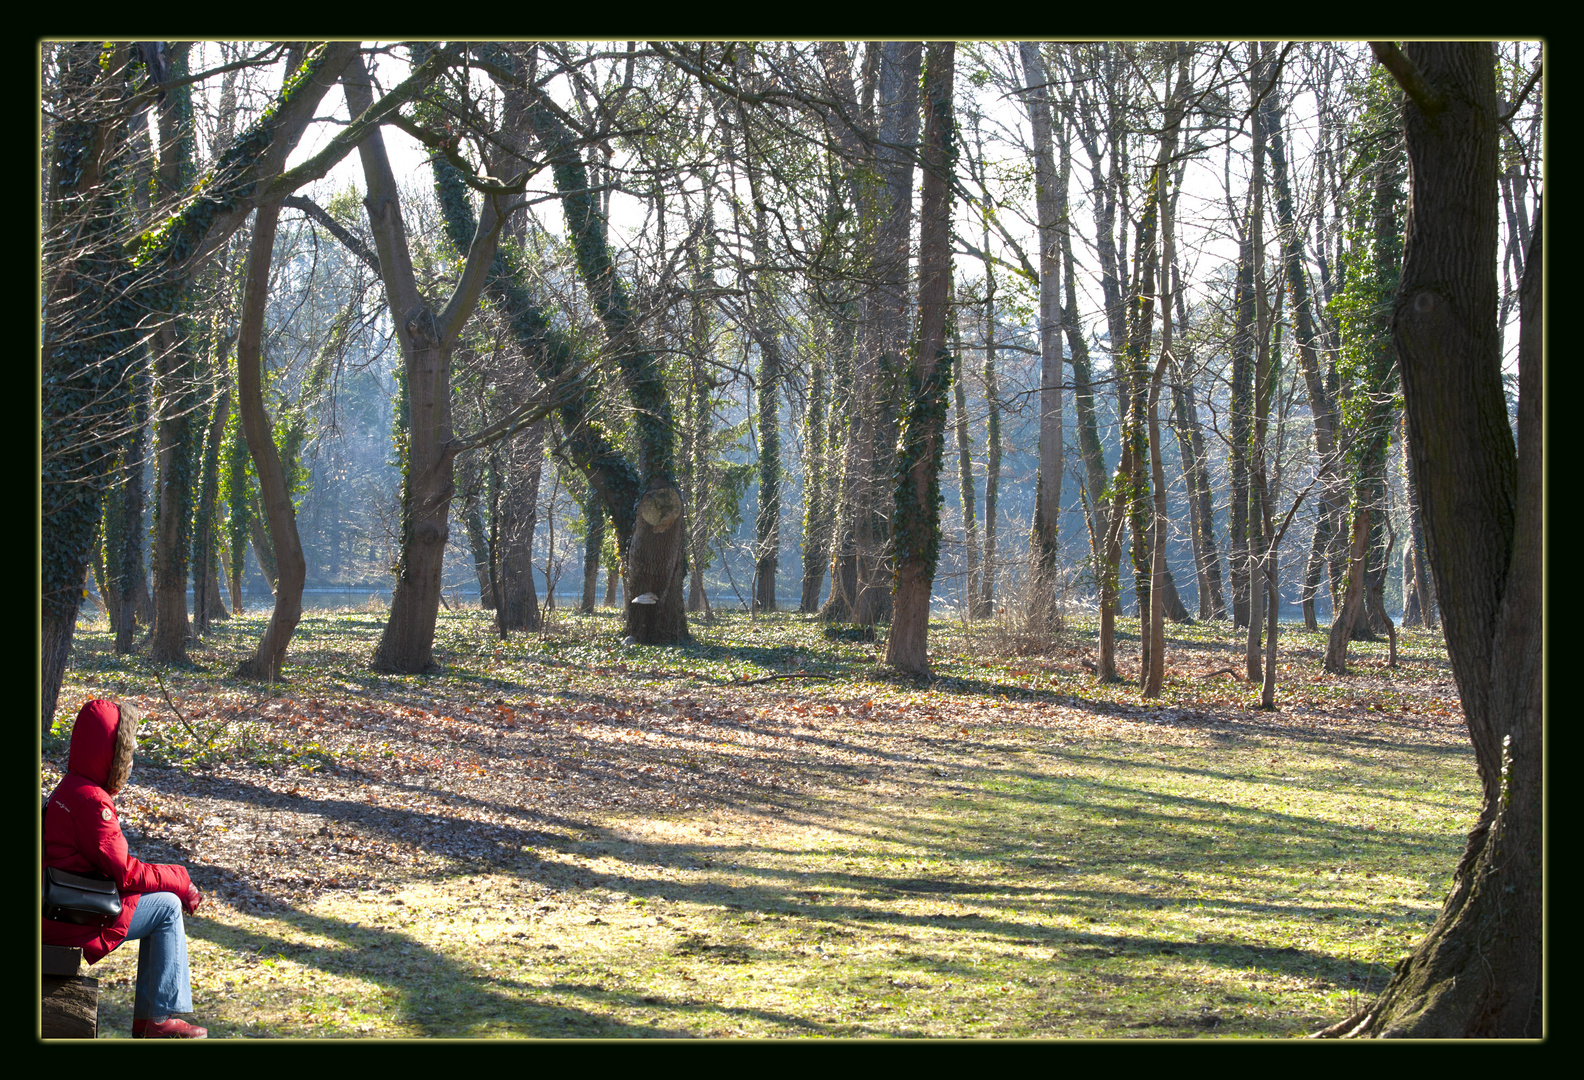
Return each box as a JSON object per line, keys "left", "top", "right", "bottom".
{"left": 42, "top": 800, "right": 122, "bottom": 927}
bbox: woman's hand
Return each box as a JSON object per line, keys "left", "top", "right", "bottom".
{"left": 183, "top": 885, "right": 203, "bottom": 914}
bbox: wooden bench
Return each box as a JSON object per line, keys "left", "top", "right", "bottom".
{"left": 41, "top": 945, "right": 98, "bottom": 1038}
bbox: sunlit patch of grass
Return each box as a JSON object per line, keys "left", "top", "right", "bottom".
{"left": 62, "top": 605, "right": 1477, "bottom": 1038}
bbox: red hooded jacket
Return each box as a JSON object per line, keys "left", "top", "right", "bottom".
{"left": 43, "top": 700, "right": 193, "bottom": 963}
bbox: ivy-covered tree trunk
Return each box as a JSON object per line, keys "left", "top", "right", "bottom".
{"left": 581, "top": 482, "right": 604, "bottom": 615}
{"left": 149, "top": 43, "right": 200, "bottom": 664}
{"left": 884, "top": 42, "right": 955, "bottom": 675}
{"left": 801, "top": 332, "right": 835, "bottom": 613}
{"left": 191, "top": 383, "right": 231, "bottom": 637}
{"left": 684, "top": 204, "right": 716, "bottom": 617}
{"left": 813, "top": 42, "right": 876, "bottom": 625}
{"left": 1324, "top": 83, "right": 1403, "bottom": 675}
{"left": 41, "top": 42, "right": 143, "bottom": 730}
{"left": 1324, "top": 43, "right": 1540, "bottom": 1037}
{"left": 751, "top": 310, "right": 782, "bottom": 615}
{"left": 1400, "top": 415, "right": 1436, "bottom": 628}
{"left": 109, "top": 359, "right": 152, "bottom": 653}
{"left": 836, "top": 41, "right": 921, "bottom": 630}
{"left": 523, "top": 71, "right": 689, "bottom": 644}
{"left": 497, "top": 419, "right": 545, "bottom": 632}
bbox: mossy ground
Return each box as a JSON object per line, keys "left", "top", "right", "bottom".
{"left": 53, "top": 605, "right": 1476, "bottom": 1039}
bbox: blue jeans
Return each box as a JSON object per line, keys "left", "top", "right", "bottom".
{"left": 123, "top": 892, "right": 192, "bottom": 1019}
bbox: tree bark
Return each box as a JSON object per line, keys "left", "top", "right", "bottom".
{"left": 458, "top": 452, "right": 496, "bottom": 609}
{"left": 581, "top": 480, "right": 604, "bottom": 615}
{"left": 1020, "top": 42, "right": 1064, "bottom": 633}
{"left": 349, "top": 54, "right": 508, "bottom": 672}
{"left": 1144, "top": 45, "right": 1189, "bottom": 697}
{"left": 801, "top": 334, "right": 834, "bottom": 614}
{"left": 110, "top": 360, "right": 152, "bottom": 654}
{"left": 1265, "top": 68, "right": 1344, "bottom": 635}
{"left": 496, "top": 419, "right": 545, "bottom": 632}
{"left": 1322, "top": 44, "right": 1540, "bottom": 1037}
{"left": 233, "top": 200, "right": 308, "bottom": 681}
{"left": 191, "top": 383, "right": 230, "bottom": 637}
{"left": 952, "top": 339, "right": 981, "bottom": 618}
{"left": 884, "top": 42, "right": 955, "bottom": 675}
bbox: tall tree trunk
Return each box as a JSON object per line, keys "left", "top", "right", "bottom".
{"left": 233, "top": 200, "right": 308, "bottom": 680}
{"left": 813, "top": 44, "right": 871, "bottom": 626}
{"left": 884, "top": 42, "right": 955, "bottom": 675}
{"left": 1143, "top": 44, "right": 1188, "bottom": 698}
{"left": 851, "top": 41, "right": 922, "bottom": 628}
{"left": 1227, "top": 203, "right": 1257, "bottom": 630}
{"left": 744, "top": 173, "right": 782, "bottom": 615}
{"left": 110, "top": 358, "right": 152, "bottom": 654}
{"left": 952, "top": 333, "right": 981, "bottom": 617}
{"left": 1400, "top": 413, "right": 1436, "bottom": 628}
{"left": 973, "top": 123, "right": 1006, "bottom": 623}
{"left": 1265, "top": 71, "right": 1344, "bottom": 635}
{"left": 150, "top": 319, "right": 199, "bottom": 662}
{"left": 801, "top": 325, "right": 835, "bottom": 613}
{"left": 1326, "top": 44, "right": 1539, "bottom": 1037}
{"left": 350, "top": 54, "right": 508, "bottom": 672}
{"left": 191, "top": 383, "right": 230, "bottom": 637}
{"left": 678, "top": 188, "right": 715, "bottom": 618}
{"left": 1020, "top": 42, "right": 1064, "bottom": 633}
{"left": 148, "top": 46, "right": 200, "bottom": 664}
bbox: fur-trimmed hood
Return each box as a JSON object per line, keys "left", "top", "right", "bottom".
{"left": 66, "top": 698, "right": 138, "bottom": 793}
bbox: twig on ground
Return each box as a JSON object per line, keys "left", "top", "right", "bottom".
{"left": 734, "top": 673, "right": 835, "bottom": 686}
{"left": 153, "top": 669, "right": 202, "bottom": 741}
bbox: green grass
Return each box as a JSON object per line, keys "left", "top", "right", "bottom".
{"left": 56, "top": 605, "right": 1477, "bottom": 1038}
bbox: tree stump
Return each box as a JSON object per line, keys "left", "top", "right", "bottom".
{"left": 41, "top": 945, "right": 98, "bottom": 1038}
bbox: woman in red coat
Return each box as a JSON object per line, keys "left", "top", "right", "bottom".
{"left": 44, "top": 699, "right": 207, "bottom": 1038}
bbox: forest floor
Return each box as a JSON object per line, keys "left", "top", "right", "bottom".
{"left": 45, "top": 602, "right": 1477, "bottom": 1040}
